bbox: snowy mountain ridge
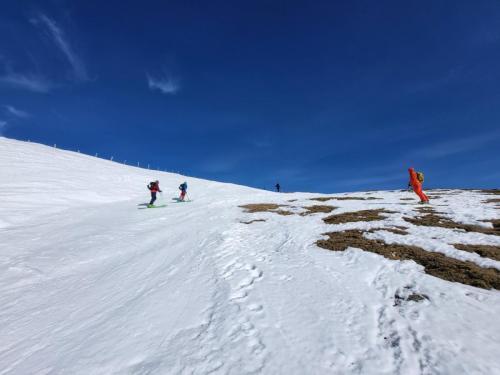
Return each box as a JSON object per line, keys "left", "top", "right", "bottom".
{"left": 0, "top": 137, "right": 499, "bottom": 375}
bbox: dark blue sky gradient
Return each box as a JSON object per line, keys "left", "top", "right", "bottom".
{"left": 1, "top": 0, "right": 499, "bottom": 192}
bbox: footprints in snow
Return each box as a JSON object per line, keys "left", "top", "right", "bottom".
{"left": 226, "top": 264, "right": 263, "bottom": 304}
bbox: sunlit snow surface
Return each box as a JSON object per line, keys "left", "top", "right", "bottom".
{"left": 0, "top": 137, "right": 499, "bottom": 375}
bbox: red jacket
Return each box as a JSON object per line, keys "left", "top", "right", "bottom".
{"left": 149, "top": 183, "right": 161, "bottom": 193}
{"left": 408, "top": 168, "right": 419, "bottom": 188}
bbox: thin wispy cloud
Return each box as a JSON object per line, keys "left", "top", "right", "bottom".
{"left": 408, "top": 67, "right": 463, "bottom": 94}
{"left": 335, "top": 174, "right": 403, "bottom": 188}
{"left": 0, "top": 120, "right": 7, "bottom": 135}
{"left": 0, "top": 71, "right": 52, "bottom": 93}
{"left": 412, "top": 131, "right": 500, "bottom": 159}
{"left": 4, "top": 105, "right": 30, "bottom": 118}
{"left": 31, "top": 14, "right": 88, "bottom": 81}
{"left": 147, "top": 73, "right": 180, "bottom": 94}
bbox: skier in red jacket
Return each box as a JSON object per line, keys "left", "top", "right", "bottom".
{"left": 147, "top": 180, "right": 162, "bottom": 207}
{"left": 408, "top": 168, "right": 429, "bottom": 203}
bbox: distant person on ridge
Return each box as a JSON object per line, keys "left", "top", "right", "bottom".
{"left": 179, "top": 181, "right": 188, "bottom": 201}
{"left": 147, "top": 180, "right": 162, "bottom": 207}
{"left": 275, "top": 183, "right": 281, "bottom": 192}
{"left": 408, "top": 168, "right": 429, "bottom": 204}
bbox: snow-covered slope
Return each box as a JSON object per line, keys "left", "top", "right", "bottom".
{"left": 1, "top": 137, "right": 499, "bottom": 375}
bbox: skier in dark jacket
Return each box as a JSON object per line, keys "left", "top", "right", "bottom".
{"left": 179, "top": 181, "right": 188, "bottom": 201}
{"left": 147, "top": 180, "right": 162, "bottom": 207}
{"left": 275, "top": 183, "right": 281, "bottom": 192}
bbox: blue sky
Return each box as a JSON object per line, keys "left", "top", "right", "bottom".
{"left": 1, "top": 0, "right": 499, "bottom": 192}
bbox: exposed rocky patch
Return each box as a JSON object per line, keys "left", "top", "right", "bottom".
{"left": 394, "top": 291, "right": 429, "bottom": 306}
{"left": 240, "top": 219, "right": 266, "bottom": 225}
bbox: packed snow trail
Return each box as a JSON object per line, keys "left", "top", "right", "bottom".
{"left": 1, "top": 137, "right": 499, "bottom": 374}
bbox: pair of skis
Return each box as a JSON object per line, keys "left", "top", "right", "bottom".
{"left": 138, "top": 199, "right": 192, "bottom": 209}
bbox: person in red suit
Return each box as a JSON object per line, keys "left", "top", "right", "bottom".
{"left": 147, "top": 180, "right": 162, "bottom": 206}
{"left": 408, "top": 168, "right": 429, "bottom": 203}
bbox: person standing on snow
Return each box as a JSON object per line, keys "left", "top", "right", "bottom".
{"left": 179, "top": 181, "right": 188, "bottom": 201}
{"left": 147, "top": 180, "right": 162, "bottom": 207}
{"left": 408, "top": 168, "right": 429, "bottom": 204}
{"left": 275, "top": 183, "right": 281, "bottom": 192}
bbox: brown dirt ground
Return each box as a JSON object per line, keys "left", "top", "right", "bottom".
{"left": 484, "top": 198, "right": 500, "bottom": 204}
{"left": 323, "top": 209, "right": 395, "bottom": 225}
{"left": 367, "top": 227, "right": 409, "bottom": 235}
{"left": 300, "top": 205, "right": 337, "bottom": 216}
{"left": 479, "top": 189, "right": 500, "bottom": 195}
{"left": 239, "top": 203, "right": 294, "bottom": 216}
{"left": 310, "top": 196, "right": 382, "bottom": 202}
{"left": 404, "top": 213, "right": 499, "bottom": 236}
{"left": 317, "top": 230, "right": 500, "bottom": 290}
{"left": 453, "top": 244, "right": 500, "bottom": 262}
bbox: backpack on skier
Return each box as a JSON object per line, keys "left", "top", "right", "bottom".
{"left": 416, "top": 172, "right": 424, "bottom": 183}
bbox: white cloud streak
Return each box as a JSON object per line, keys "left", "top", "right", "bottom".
{"left": 335, "top": 174, "right": 404, "bottom": 188}
{"left": 31, "top": 14, "right": 88, "bottom": 81}
{"left": 4, "top": 105, "right": 30, "bottom": 118}
{"left": 0, "top": 72, "right": 52, "bottom": 93}
{"left": 411, "top": 131, "right": 500, "bottom": 159}
{"left": 0, "top": 120, "right": 7, "bottom": 135}
{"left": 147, "top": 74, "right": 180, "bottom": 94}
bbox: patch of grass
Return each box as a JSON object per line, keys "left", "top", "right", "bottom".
{"left": 484, "top": 198, "right": 500, "bottom": 204}
{"left": 240, "top": 203, "right": 282, "bottom": 213}
{"left": 323, "top": 209, "right": 394, "bottom": 225}
{"left": 300, "top": 205, "right": 337, "bottom": 216}
{"left": 274, "top": 210, "right": 294, "bottom": 216}
{"left": 404, "top": 213, "right": 499, "bottom": 236}
{"left": 479, "top": 189, "right": 500, "bottom": 195}
{"left": 239, "top": 203, "right": 294, "bottom": 216}
{"left": 367, "top": 227, "right": 409, "bottom": 235}
{"left": 310, "top": 196, "right": 382, "bottom": 202}
{"left": 453, "top": 244, "right": 500, "bottom": 262}
{"left": 310, "top": 197, "right": 335, "bottom": 202}
{"left": 317, "top": 230, "right": 500, "bottom": 290}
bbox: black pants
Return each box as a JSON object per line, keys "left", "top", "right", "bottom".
{"left": 150, "top": 192, "right": 157, "bottom": 205}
